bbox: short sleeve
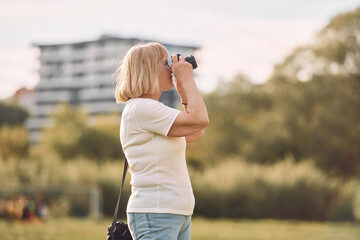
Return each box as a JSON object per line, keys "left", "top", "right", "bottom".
{"left": 134, "top": 99, "right": 181, "bottom": 136}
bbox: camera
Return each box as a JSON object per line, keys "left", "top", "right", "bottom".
{"left": 172, "top": 54, "right": 198, "bottom": 69}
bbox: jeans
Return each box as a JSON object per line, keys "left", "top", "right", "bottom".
{"left": 127, "top": 213, "right": 191, "bottom": 240}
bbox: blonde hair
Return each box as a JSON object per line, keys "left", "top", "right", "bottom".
{"left": 114, "top": 42, "right": 168, "bottom": 103}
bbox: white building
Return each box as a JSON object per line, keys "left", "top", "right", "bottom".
{"left": 27, "top": 35, "right": 199, "bottom": 143}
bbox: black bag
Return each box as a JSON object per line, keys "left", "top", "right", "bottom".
{"left": 107, "top": 160, "right": 133, "bottom": 240}
{"left": 107, "top": 222, "right": 132, "bottom": 240}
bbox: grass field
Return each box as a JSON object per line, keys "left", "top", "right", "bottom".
{"left": 0, "top": 217, "right": 359, "bottom": 240}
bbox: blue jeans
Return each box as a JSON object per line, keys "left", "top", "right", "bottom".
{"left": 127, "top": 213, "right": 191, "bottom": 240}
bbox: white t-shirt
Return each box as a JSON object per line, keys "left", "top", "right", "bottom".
{"left": 120, "top": 98, "right": 195, "bottom": 216}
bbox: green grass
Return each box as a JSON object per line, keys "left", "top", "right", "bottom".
{"left": 1, "top": 217, "right": 359, "bottom": 240}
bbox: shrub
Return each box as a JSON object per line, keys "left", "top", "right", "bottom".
{"left": 1, "top": 156, "right": 358, "bottom": 221}
{"left": 191, "top": 157, "right": 349, "bottom": 221}
{"left": 0, "top": 157, "right": 129, "bottom": 218}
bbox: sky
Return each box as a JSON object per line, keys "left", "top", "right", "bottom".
{"left": 1, "top": 0, "right": 360, "bottom": 99}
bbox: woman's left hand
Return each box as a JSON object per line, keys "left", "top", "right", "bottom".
{"left": 171, "top": 55, "right": 193, "bottom": 84}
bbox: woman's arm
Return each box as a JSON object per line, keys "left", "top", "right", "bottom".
{"left": 185, "top": 129, "right": 205, "bottom": 143}
{"left": 180, "top": 98, "right": 205, "bottom": 143}
{"left": 167, "top": 55, "right": 209, "bottom": 137}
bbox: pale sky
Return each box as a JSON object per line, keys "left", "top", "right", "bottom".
{"left": 1, "top": 0, "right": 359, "bottom": 99}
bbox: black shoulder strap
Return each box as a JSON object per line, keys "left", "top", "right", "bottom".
{"left": 109, "top": 159, "right": 128, "bottom": 239}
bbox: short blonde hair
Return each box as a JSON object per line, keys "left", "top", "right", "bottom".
{"left": 114, "top": 42, "right": 168, "bottom": 103}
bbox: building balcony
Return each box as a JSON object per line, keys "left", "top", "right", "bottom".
{"left": 30, "top": 104, "right": 60, "bottom": 117}
{"left": 78, "top": 87, "right": 115, "bottom": 101}
{"left": 36, "top": 78, "right": 83, "bottom": 90}
{"left": 80, "top": 101, "right": 123, "bottom": 115}
{"left": 34, "top": 91, "right": 73, "bottom": 104}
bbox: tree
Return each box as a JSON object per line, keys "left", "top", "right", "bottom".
{"left": 268, "top": 7, "right": 360, "bottom": 83}
{"left": 0, "top": 101, "right": 28, "bottom": 127}
{"left": 265, "top": 7, "right": 360, "bottom": 178}
{"left": 40, "top": 103, "right": 89, "bottom": 159}
{"left": 40, "top": 104, "right": 123, "bottom": 161}
{"left": 0, "top": 101, "right": 30, "bottom": 160}
{"left": 0, "top": 125, "right": 29, "bottom": 160}
{"left": 77, "top": 114, "right": 124, "bottom": 161}
{"left": 186, "top": 75, "right": 274, "bottom": 166}
{"left": 188, "top": 7, "right": 360, "bottom": 179}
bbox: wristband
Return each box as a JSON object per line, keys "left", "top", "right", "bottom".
{"left": 182, "top": 103, "right": 188, "bottom": 105}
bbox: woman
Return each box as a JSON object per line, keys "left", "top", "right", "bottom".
{"left": 115, "top": 42, "right": 209, "bottom": 240}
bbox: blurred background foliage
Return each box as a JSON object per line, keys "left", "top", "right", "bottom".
{"left": 38, "top": 104, "right": 124, "bottom": 162}
{"left": 0, "top": 7, "right": 360, "bottom": 221}
{"left": 0, "top": 102, "right": 29, "bottom": 160}
{"left": 187, "top": 7, "right": 360, "bottom": 180}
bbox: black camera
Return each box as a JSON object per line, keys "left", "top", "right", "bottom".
{"left": 173, "top": 53, "right": 198, "bottom": 69}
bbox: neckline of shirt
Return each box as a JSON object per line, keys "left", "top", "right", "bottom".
{"left": 128, "top": 98, "right": 160, "bottom": 103}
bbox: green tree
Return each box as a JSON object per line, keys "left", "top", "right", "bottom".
{"left": 77, "top": 114, "right": 124, "bottom": 161}
{"left": 0, "top": 101, "right": 28, "bottom": 126}
{"left": 265, "top": 7, "right": 360, "bottom": 178}
{"left": 41, "top": 103, "right": 89, "bottom": 159}
{"left": 188, "top": 7, "right": 360, "bottom": 179}
{"left": 187, "top": 75, "right": 274, "bottom": 166}
{"left": 0, "top": 125, "right": 29, "bottom": 160}
{"left": 40, "top": 104, "right": 123, "bottom": 161}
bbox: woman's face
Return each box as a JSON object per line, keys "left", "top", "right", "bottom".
{"left": 158, "top": 57, "right": 174, "bottom": 92}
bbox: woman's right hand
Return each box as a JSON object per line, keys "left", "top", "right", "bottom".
{"left": 171, "top": 55, "right": 193, "bottom": 84}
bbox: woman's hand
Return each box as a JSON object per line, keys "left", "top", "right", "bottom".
{"left": 171, "top": 55, "right": 193, "bottom": 84}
